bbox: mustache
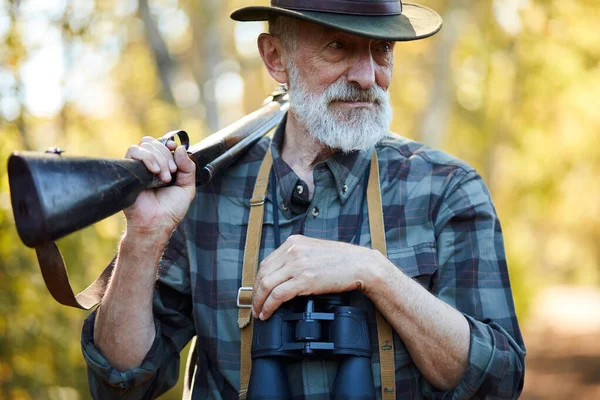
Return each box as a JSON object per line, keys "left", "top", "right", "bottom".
{"left": 324, "top": 80, "right": 386, "bottom": 105}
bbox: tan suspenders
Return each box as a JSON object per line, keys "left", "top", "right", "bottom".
{"left": 367, "top": 151, "right": 397, "bottom": 399}
{"left": 237, "top": 146, "right": 274, "bottom": 398}
{"left": 237, "top": 147, "right": 396, "bottom": 399}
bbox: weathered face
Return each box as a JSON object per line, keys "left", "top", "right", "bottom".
{"left": 286, "top": 19, "right": 395, "bottom": 105}
{"left": 282, "top": 20, "right": 395, "bottom": 152}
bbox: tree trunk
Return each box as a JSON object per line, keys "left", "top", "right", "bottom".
{"left": 138, "top": 0, "right": 177, "bottom": 105}
{"left": 419, "top": 2, "right": 468, "bottom": 148}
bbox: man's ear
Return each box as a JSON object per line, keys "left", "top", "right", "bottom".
{"left": 257, "top": 33, "right": 289, "bottom": 84}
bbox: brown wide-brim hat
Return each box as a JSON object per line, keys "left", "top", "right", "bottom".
{"left": 231, "top": 0, "right": 442, "bottom": 42}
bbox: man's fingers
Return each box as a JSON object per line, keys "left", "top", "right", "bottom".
{"left": 252, "top": 266, "right": 292, "bottom": 318}
{"left": 126, "top": 140, "right": 194, "bottom": 189}
{"left": 139, "top": 137, "right": 177, "bottom": 170}
{"left": 259, "top": 279, "right": 299, "bottom": 320}
{"left": 257, "top": 235, "right": 305, "bottom": 278}
{"left": 139, "top": 136, "right": 156, "bottom": 144}
{"left": 255, "top": 242, "right": 295, "bottom": 284}
{"left": 151, "top": 140, "right": 178, "bottom": 173}
{"left": 126, "top": 145, "right": 161, "bottom": 175}
{"left": 252, "top": 237, "right": 310, "bottom": 317}
{"left": 129, "top": 137, "right": 176, "bottom": 183}
{"left": 140, "top": 142, "right": 172, "bottom": 182}
{"left": 141, "top": 136, "right": 177, "bottom": 159}
{"left": 165, "top": 139, "right": 178, "bottom": 152}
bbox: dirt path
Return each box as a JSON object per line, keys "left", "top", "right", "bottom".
{"left": 522, "top": 330, "right": 600, "bottom": 399}
{"left": 520, "top": 286, "right": 600, "bottom": 399}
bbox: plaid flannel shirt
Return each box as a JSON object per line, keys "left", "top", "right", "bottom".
{"left": 82, "top": 119, "right": 525, "bottom": 399}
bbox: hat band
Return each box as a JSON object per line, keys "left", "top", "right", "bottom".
{"left": 271, "top": 0, "right": 402, "bottom": 16}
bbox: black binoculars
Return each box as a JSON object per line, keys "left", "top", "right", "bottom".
{"left": 247, "top": 295, "right": 375, "bottom": 400}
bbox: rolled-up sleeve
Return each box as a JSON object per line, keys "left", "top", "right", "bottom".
{"left": 423, "top": 169, "right": 526, "bottom": 399}
{"left": 81, "top": 224, "right": 196, "bottom": 399}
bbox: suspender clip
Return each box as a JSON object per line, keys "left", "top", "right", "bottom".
{"left": 249, "top": 196, "right": 266, "bottom": 207}
{"left": 237, "top": 287, "right": 253, "bottom": 308}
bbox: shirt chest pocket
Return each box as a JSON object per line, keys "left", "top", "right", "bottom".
{"left": 386, "top": 242, "right": 438, "bottom": 292}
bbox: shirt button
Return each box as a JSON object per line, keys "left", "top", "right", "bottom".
{"left": 342, "top": 184, "right": 348, "bottom": 193}
{"left": 311, "top": 207, "right": 319, "bottom": 217}
{"left": 296, "top": 184, "right": 304, "bottom": 195}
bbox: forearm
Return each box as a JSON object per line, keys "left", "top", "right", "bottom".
{"left": 94, "top": 230, "right": 170, "bottom": 370}
{"left": 364, "top": 252, "right": 470, "bottom": 390}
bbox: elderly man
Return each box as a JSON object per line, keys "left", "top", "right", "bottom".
{"left": 82, "top": 1, "right": 526, "bottom": 399}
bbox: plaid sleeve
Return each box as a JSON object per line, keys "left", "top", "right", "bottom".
{"left": 422, "top": 169, "right": 526, "bottom": 399}
{"left": 81, "top": 224, "right": 196, "bottom": 399}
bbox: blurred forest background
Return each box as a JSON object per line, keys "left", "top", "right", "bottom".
{"left": 0, "top": 0, "right": 599, "bottom": 399}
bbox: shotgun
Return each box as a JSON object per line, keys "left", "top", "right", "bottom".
{"left": 9, "top": 87, "right": 288, "bottom": 248}
{"left": 6, "top": 87, "right": 288, "bottom": 309}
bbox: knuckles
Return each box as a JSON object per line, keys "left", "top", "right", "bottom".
{"left": 270, "top": 286, "right": 286, "bottom": 302}
{"left": 140, "top": 141, "right": 157, "bottom": 151}
{"left": 259, "top": 259, "right": 268, "bottom": 271}
{"left": 125, "top": 145, "right": 148, "bottom": 161}
{"left": 258, "top": 276, "right": 273, "bottom": 293}
{"left": 298, "top": 268, "right": 316, "bottom": 284}
{"left": 287, "top": 244, "right": 299, "bottom": 257}
{"left": 286, "top": 234, "right": 302, "bottom": 244}
{"left": 126, "top": 144, "right": 141, "bottom": 155}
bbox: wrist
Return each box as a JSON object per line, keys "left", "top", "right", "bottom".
{"left": 362, "top": 249, "right": 396, "bottom": 297}
{"left": 121, "top": 228, "right": 172, "bottom": 255}
{"left": 124, "top": 218, "right": 175, "bottom": 241}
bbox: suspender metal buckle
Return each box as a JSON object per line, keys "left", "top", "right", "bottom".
{"left": 237, "top": 287, "right": 253, "bottom": 308}
{"left": 249, "top": 196, "right": 265, "bottom": 207}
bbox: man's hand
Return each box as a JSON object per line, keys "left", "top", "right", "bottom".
{"left": 124, "top": 136, "right": 196, "bottom": 237}
{"left": 252, "top": 235, "right": 387, "bottom": 320}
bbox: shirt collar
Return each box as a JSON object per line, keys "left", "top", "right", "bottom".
{"left": 325, "top": 147, "right": 372, "bottom": 205}
{"left": 269, "top": 115, "right": 373, "bottom": 210}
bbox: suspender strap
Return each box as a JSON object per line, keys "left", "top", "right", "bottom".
{"left": 238, "top": 146, "right": 273, "bottom": 399}
{"left": 237, "top": 148, "right": 396, "bottom": 399}
{"left": 367, "top": 151, "right": 396, "bottom": 399}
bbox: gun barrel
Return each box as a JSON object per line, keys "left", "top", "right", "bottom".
{"left": 200, "top": 100, "right": 289, "bottom": 183}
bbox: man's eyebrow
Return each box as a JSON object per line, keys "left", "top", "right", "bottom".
{"left": 317, "top": 26, "right": 330, "bottom": 41}
{"left": 318, "top": 26, "right": 340, "bottom": 41}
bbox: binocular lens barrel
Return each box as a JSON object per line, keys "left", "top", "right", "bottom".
{"left": 247, "top": 358, "right": 292, "bottom": 399}
{"left": 332, "top": 356, "right": 376, "bottom": 400}
{"left": 246, "top": 356, "right": 375, "bottom": 400}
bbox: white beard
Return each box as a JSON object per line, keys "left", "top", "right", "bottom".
{"left": 286, "top": 62, "right": 393, "bottom": 153}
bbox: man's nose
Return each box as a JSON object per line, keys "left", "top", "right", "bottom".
{"left": 347, "top": 50, "right": 376, "bottom": 90}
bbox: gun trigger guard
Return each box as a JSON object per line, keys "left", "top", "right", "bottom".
{"left": 158, "top": 130, "right": 190, "bottom": 151}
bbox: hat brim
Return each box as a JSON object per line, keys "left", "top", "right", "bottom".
{"left": 230, "top": 3, "right": 442, "bottom": 42}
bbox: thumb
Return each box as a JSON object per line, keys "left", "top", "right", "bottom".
{"left": 174, "top": 146, "right": 196, "bottom": 187}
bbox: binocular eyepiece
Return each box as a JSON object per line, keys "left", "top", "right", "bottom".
{"left": 247, "top": 295, "right": 375, "bottom": 400}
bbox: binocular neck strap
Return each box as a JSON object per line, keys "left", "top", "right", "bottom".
{"left": 367, "top": 150, "right": 397, "bottom": 399}
{"left": 237, "top": 147, "right": 396, "bottom": 399}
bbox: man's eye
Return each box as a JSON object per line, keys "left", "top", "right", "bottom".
{"left": 377, "top": 42, "right": 393, "bottom": 53}
{"left": 328, "top": 41, "right": 345, "bottom": 49}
